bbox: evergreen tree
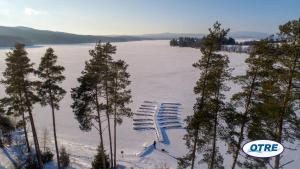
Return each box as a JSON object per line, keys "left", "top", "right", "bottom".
{"left": 0, "top": 86, "right": 31, "bottom": 153}
{"left": 223, "top": 40, "right": 274, "bottom": 169}
{"left": 1, "top": 43, "right": 43, "bottom": 168}
{"left": 272, "top": 19, "right": 300, "bottom": 169}
{"left": 111, "top": 60, "right": 132, "bottom": 168}
{"left": 59, "top": 146, "right": 70, "bottom": 169}
{"left": 36, "top": 48, "right": 66, "bottom": 169}
{"left": 253, "top": 19, "right": 300, "bottom": 169}
{"left": 71, "top": 42, "right": 113, "bottom": 169}
{"left": 180, "top": 22, "right": 230, "bottom": 169}
{"left": 102, "top": 42, "right": 116, "bottom": 168}
{"left": 91, "top": 146, "right": 110, "bottom": 169}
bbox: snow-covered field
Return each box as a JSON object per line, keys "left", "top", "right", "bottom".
{"left": 0, "top": 40, "right": 299, "bottom": 169}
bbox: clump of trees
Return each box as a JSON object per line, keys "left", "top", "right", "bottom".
{"left": 179, "top": 22, "right": 231, "bottom": 169}
{"left": 170, "top": 37, "right": 202, "bottom": 47}
{"left": 0, "top": 40, "right": 132, "bottom": 168}
{"left": 170, "top": 36, "right": 235, "bottom": 48}
{"left": 71, "top": 41, "right": 132, "bottom": 169}
{"left": 180, "top": 19, "right": 300, "bottom": 169}
{"left": 0, "top": 44, "right": 66, "bottom": 169}
{"left": 1, "top": 43, "right": 44, "bottom": 168}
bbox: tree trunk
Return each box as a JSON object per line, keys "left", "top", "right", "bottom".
{"left": 24, "top": 89, "right": 43, "bottom": 169}
{"left": 21, "top": 110, "right": 31, "bottom": 153}
{"left": 191, "top": 128, "right": 199, "bottom": 169}
{"left": 106, "top": 109, "right": 113, "bottom": 169}
{"left": 26, "top": 110, "right": 43, "bottom": 169}
{"left": 231, "top": 72, "right": 257, "bottom": 169}
{"left": 95, "top": 88, "right": 107, "bottom": 169}
{"left": 191, "top": 50, "right": 212, "bottom": 169}
{"left": 113, "top": 72, "right": 118, "bottom": 169}
{"left": 209, "top": 112, "right": 218, "bottom": 169}
{"left": 104, "top": 55, "right": 114, "bottom": 169}
{"left": 49, "top": 90, "right": 61, "bottom": 169}
{"left": 209, "top": 90, "right": 220, "bottom": 169}
{"left": 105, "top": 78, "right": 113, "bottom": 168}
{"left": 0, "top": 129, "right": 3, "bottom": 148}
{"left": 18, "top": 91, "right": 31, "bottom": 153}
{"left": 114, "top": 105, "right": 117, "bottom": 169}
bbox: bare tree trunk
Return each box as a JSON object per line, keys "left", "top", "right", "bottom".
{"left": 95, "top": 88, "right": 107, "bottom": 169}
{"left": 49, "top": 89, "right": 61, "bottom": 169}
{"left": 113, "top": 72, "right": 118, "bottom": 169}
{"left": 24, "top": 89, "right": 43, "bottom": 169}
{"left": 0, "top": 137, "right": 3, "bottom": 148}
{"left": 21, "top": 111, "right": 31, "bottom": 153}
{"left": 191, "top": 128, "right": 199, "bottom": 169}
{"left": 114, "top": 107, "right": 117, "bottom": 169}
{"left": 209, "top": 112, "right": 218, "bottom": 169}
{"left": 18, "top": 91, "right": 31, "bottom": 153}
{"left": 209, "top": 90, "right": 220, "bottom": 169}
{"left": 104, "top": 55, "right": 114, "bottom": 169}
{"left": 106, "top": 110, "right": 113, "bottom": 169}
{"left": 105, "top": 79, "right": 113, "bottom": 169}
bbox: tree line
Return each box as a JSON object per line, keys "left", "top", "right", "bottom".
{"left": 0, "top": 41, "right": 131, "bottom": 169}
{"left": 179, "top": 19, "right": 300, "bottom": 169}
{"left": 170, "top": 36, "right": 236, "bottom": 48}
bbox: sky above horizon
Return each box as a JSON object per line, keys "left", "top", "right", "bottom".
{"left": 0, "top": 0, "right": 299, "bottom": 35}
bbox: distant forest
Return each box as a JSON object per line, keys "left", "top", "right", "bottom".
{"left": 169, "top": 37, "right": 236, "bottom": 47}
{"left": 170, "top": 35, "right": 284, "bottom": 53}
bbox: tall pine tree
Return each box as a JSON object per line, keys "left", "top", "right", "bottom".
{"left": 223, "top": 40, "right": 274, "bottom": 169}
{"left": 111, "top": 60, "right": 132, "bottom": 168}
{"left": 36, "top": 48, "right": 66, "bottom": 169}
{"left": 71, "top": 42, "right": 114, "bottom": 169}
{"left": 102, "top": 42, "right": 116, "bottom": 168}
{"left": 180, "top": 22, "right": 230, "bottom": 169}
{"left": 1, "top": 43, "right": 43, "bottom": 168}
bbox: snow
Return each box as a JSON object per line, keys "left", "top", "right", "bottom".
{"left": 0, "top": 40, "right": 299, "bottom": 168}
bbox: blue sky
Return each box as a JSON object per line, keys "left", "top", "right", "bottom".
{"left": 0, "top": 0, "right": 299, "bottom": 35}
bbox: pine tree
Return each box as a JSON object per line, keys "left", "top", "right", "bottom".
{"left": 102, "top": 42, "right": 116, "bottom": 168}
{"left": 59, "top": 146, "right": 70, "bottom": 169}
{"left": 260, "top": 19, "right": 300, "bottom": 169}
{"left": 180, "top": 22, "right": 230, "bottom": 169}
{"left": 223, "top": 40, "right": 274, "bottom": 169}
{"left": 1, "top": 43, "right": 43, "bottom": 168}
{"left": 111, "top": 60, "right": 132, "bottom": 168}
{"left": 71, "top": 42, "right": 113, "bottom": 169}
{"left": 91, "top": 146, "right": 110, "bottom": 169}
{"left": 36, "top": 48, "right": 66, "bottom": 169}
{"left": 0, "top": 97, "right": 30, "bottom": 150}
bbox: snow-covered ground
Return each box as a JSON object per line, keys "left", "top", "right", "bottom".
{"left": 0, "top": 40, "right": 299, "bottom": 169}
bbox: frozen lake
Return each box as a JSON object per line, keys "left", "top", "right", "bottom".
{"left": 0, "top": 40, "right": 299, "bottom": 168}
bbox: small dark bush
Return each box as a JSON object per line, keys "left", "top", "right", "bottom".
{"left": 41, "top": 149, "right": 54, "bottom": 163}
{"left": 24, "top": 156, "right": 39, "bottom": 169}
{"left": 91, "top": 146, "right": 110, "bottom": 169}
{"left": 59, "top": 146, "right": 70, "bottom": 169}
